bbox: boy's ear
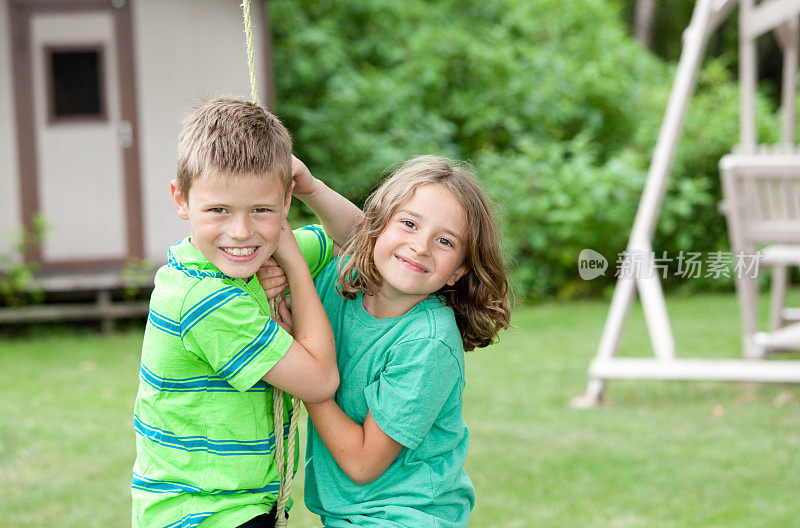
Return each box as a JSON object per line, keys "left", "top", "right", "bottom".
{"left": 170, "top": 180, "right": 189, "bottom": 220}
{"left": 446, "top": 264, "right": 468, "bottom": 287}
{"left": 283, "top": 181, "right": 295, "bottom": 218}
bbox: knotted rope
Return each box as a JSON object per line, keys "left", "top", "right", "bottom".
{"left": 241, "top": 2, "right": 299, "bottom": 525}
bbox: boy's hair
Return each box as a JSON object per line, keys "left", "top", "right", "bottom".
{"left": 176, "top": 97, "right": 292, "bottom": 196}
{"left": 338, "top": 156, "right": 511, "bottom": 351}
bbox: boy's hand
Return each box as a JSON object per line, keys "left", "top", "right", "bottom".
{"left": 257, "top": 258, "right": 288, "bottom": 299}
{"left": 292, "top": 155, "right": 317, "bottom": 198}
{"left": 275, "top": 299, "right": 294, "bottom": 335}
{"left": 271, "top": 219, "right": 303, "bottom": 268}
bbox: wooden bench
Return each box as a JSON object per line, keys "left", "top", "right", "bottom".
{"left": 0, "top": 270, "right": 154, "bottom": 333}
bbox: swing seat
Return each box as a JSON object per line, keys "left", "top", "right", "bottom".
{"left": 719, "top": 150, "right": 800, "bottom": 358}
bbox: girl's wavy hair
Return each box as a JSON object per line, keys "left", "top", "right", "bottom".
{"left": 338, "top": 155, "right": 511, "bottom": 351}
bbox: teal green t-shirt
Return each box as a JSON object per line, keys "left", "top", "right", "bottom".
{"left": 132, "top": 225, "right": 332, "bottom": 528}
{"left": 305, "top": 257, "right": 475, "bottom": 528}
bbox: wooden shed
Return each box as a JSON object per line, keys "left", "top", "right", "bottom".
{"left": 0, "top": 0, "right": 274, "bottom": 279}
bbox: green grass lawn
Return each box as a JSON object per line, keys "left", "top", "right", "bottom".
{"left": 1, "top": 291, "right": 799, "bottom": 527}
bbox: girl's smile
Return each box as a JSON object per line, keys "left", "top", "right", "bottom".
{"left": 394, "top": 254, "right": 428, "bottom": 273}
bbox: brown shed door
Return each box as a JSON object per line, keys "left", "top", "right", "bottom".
{"left": 12, "top": 2, "right": 142, "bottom": 270}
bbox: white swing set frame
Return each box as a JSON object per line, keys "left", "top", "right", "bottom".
{"left": 574, "top": 0, "right": 800, "bottom": 408}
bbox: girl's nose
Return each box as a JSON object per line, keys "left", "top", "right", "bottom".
{"left": 409, "top": 234, "right": 431, "bottom": 255}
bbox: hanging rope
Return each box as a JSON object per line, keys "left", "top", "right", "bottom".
{"left": 241, "top": 2, "right": 299, "bottom": 526}
{"left": 241, "top": 0, "right": 260, "bottom": 105}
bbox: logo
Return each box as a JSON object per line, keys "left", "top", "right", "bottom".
{"left": 578, "top": 249, "right": 607, "bottom": 280}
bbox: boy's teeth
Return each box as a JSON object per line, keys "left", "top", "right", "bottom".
{"left": 224, "top": 247, "right": 256, "bottom": 256}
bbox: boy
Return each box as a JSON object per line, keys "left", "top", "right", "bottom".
{"left": 132, "top": 98, "right": 339, "bottom": 528}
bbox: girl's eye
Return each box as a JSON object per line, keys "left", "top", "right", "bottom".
{"left": 401, "top": 220, "right": 416, "bottom": 229}
{"left": 437, "top": 238, "right": 454, "bottom": 247}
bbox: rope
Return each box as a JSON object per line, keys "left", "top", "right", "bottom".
{"left": 269, "top": 298, "right": 301, "bottom": 528}
{"left": 241, "top": 2, "right": 299, "bottom": 525}
{"left": 241, "top": 0, "right": 260, "bottom": 105}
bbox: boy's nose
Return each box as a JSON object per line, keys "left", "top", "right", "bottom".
{"left": 229, "top": 216, "right": 252, "bottom": 240}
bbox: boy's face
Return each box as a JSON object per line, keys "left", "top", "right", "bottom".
{"left": 171, "top": 171, "right": 291, "bottom": 279}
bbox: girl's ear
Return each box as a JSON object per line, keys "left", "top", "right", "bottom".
{"left": 170, "top": 180, "right": 189, "bottom": 220}
{"left": 446, "top": 264, "right": 468, "bottom": 286}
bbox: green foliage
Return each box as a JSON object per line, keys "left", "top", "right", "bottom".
{"left": 270, "top": 0, "right": 781, "bottom": 299}
{"left": 0, "top": 215, "right": 47, "bottom": 307}
{"left": 477, "top": 137, "right": 647, "bottom": 298}
{"left": 121, "top": 257, "right": 155, "bottom": 302}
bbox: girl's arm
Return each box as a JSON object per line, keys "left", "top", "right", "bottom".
{"left": 305, "top": 400, "right": 403, "bottom": 485}
{"left": 260, "top": 221, "right": 338, "bottom": 403}
{"left": 291, "top": 156, "right": 363, "bottom": 249}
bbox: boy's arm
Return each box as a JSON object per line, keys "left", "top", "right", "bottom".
{"left": 291, "top": 156, "right": 363, "bottom": 251}
{"left": 305, "top": 400, "right": 403, "bottom": 485}
{"left": 261, "top": 221, "right": 338, "bottom": 403}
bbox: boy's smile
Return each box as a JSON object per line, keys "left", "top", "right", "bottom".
{"left": 171, "top": 171, "right": 291, "bottom": 279}
{"left": 368, "top": 183, "right": 468, "bottom": 316}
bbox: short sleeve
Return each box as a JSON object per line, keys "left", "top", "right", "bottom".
{"left": 363, "top": 339, "right": 461, "bottom": 450}
{"left": 294, "top": 225, "right": 334, "bottom": 280}
{"left": 312, "top": 257, "right": 341, "bottom": 304}
{"left": 181, "top": 281, "right": 293, "bottom": 392}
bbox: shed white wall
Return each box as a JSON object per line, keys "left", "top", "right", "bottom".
{"left": 31, "top": 11, "right": 128, "bottom": 262}
{"left": 133, "top": 0, "right": 270, "bottom": 264}
{"left": 0, "top": 1, "right": 21, "bottom": 258}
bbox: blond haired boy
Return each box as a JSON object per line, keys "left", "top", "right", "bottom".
{"left": 132, "top": 98, "right": 340, "bottom": 528}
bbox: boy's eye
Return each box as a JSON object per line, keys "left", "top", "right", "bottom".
{"left": 253, "top": 207, "right": 271, "bottom": 214}
{"left": 209, "top": 207, "right": 227, "bottom": 214}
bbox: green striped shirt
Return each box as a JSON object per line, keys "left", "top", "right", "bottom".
{"left": 132, "top": 225, "right": 332, "bottom": 528}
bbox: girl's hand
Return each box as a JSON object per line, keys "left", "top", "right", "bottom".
{"left": 257, "top": 257, "right": 288, "bottom": 299}
{"left": 291, "top": 155, "right": 317, "bottom": 198}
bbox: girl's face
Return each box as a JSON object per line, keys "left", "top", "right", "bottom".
{"left": 372, "top": 183, "right": 468, "bottom": 308}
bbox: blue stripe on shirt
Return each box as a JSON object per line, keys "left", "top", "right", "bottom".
{"left": 148, "top": 309, "right": 181, "bottom": 336}
{"left": 133, "top": 414, "right": 275, "bottom": 456}
{"left": 167, "top": 241, "right": 230, "bottom": 279}
{"left": 298, "top": 225, "right": 328, "bottom": 276}
{"left": 167, "top": 243, "right": 227, "bottom": 281}
{"left": 180, "top": 285, "right": 244, "bottom": 337}
{"left": 139, "top": 364, "right": 268, "bottom": 393}
{"left": 161, "top": 511, "right": 215, "bottom": 528}
{"left": 131, "top": 473, "right": 281, "bottom": 496}
{"left": 216, "top": 319, "right": 281, "bottom": 382}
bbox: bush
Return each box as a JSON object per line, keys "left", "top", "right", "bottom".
{"left": 271, "top": 0, "right": 780, "bottom": 299}
{"left": 0, "top": 215, "right": 46, "bottom": 306}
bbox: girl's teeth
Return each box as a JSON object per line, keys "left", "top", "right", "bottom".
{"left": 224, "top": 247, "right": 255, "bottom": 256}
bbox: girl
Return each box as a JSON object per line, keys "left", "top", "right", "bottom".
{"left": 293, "top": 155, "right": 511, "bottom": 528}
